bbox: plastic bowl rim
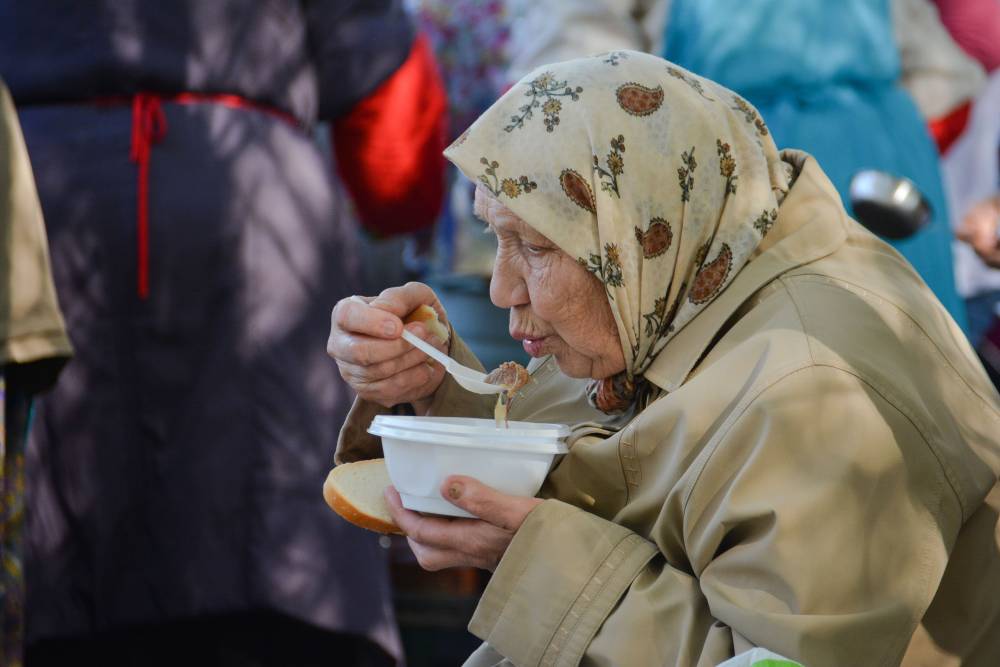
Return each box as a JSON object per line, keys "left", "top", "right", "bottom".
{"left": 369, "top": 423, "right": 569, "bottom": 454}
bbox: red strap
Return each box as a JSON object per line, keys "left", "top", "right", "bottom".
{"left": 928, "top": 100, "right": 972, "bottom": 155}
{"left": 129, "top": 94, "right": 167, "bottom": 299}
{"left": 171, "top": 92, "right": 296, "bottom": 126}
{"left": 120, "top": 92, "right": 296, "bottom": 299}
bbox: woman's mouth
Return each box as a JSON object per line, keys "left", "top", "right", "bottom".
{"left": 522, "top": 337, "right": 547, "bottom": 357}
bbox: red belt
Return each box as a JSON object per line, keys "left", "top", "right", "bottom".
{"left": 99, "top": 92, "right": 298, "bottom": 298}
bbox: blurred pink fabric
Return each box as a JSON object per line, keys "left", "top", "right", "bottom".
{"left": 933, "top": 0, "right": 1000, "bottom": 71}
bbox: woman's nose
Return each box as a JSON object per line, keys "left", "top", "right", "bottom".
{"left": 490, "top": 258, "right": 528, "bottom": 309}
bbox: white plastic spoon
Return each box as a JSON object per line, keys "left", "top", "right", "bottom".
{"left": 400, "top": 329, "right": 504, "bottom": 395}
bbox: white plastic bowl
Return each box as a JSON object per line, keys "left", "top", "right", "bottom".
{"left": 368, "top": 416, "right": 571, "bottom": 518}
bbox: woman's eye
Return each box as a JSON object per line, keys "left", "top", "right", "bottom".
{"left": 523, "top": 243, "right": 547, "bottom": 256}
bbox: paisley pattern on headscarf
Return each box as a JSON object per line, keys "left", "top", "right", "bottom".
{"left": 444, "top": 51, "right": 792, "bottom": 413}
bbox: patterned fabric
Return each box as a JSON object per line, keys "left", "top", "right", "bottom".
{"left": 1, "top": 371, "right": 26, "bottom": 667}
{"left": 0, "top": 372, "right": 7, "bottom": 665}
{"left": 411, "top": 0, "right": 510, "bottom": 141}
{"left": 444, "top": 51, "right": 791, "bottom": 412}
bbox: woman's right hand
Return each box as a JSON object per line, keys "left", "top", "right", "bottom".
{"left": 328, "top": 282, "right": 450, "bottom": 413}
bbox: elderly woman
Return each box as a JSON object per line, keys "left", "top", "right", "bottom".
{"left": 328, "top": 52, "right": 1000, "bottom": 666}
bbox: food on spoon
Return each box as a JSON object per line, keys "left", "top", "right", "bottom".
{"left": 403, "top": 304, "right": 450, "bottom": 344}
{"left": 485, "top": 361, "right": 530, "bottom": 393}
{"left": 323, "top": 458, "right": 402, "bottom": 534}
{"left": 485, "top": 361, "right": 530, "bottom": 427}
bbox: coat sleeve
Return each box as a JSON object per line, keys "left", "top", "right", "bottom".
{"left": 306, "top": 1, "right": 447, "bottom": 237}
{"left": 0, "top": 79, "right": 72, "bottom": 391}
{"left": 331, "top": 33, "right": 447, "bottom": 237}
{"left": 467, "top": 366, "right": 961, "bottom": 667}
{"left": 304, "top": 0, "right": 414, "bottom": 120}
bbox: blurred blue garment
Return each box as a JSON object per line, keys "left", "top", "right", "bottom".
{"left": 664, "top": 0, "right": 968, "bottom": 330}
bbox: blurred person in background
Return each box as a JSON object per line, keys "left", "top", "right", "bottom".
{"left": 409, "top": 0, "right": 528, "bottom": 373}
{"left": 927, "top": 0, "right": 1000, "bottom": 385}
{"left": 505, "top": 0, "right": 981, "bottom": 332}
{"left": 943, "top": 67, "right": 1000, "bottom": 387}
{"left": 661, "top": 0, "right": 981, "bottom": 331}
{"left": 0, "top": 1, "right": 446, "bottom": 665}
{"left": 958, "top": 194, "right": 1000, "bottom": 279}
{"left": 957, "top": 191, "right": 1000, "bottom": 386}
{"left": 1, "top": 78, "right": 72, "bottom": 667}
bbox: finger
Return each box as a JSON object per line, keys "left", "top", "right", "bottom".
{"left": 440, "top": 476, "right": 543, "bottom": 532}
{"left": 400, "top": 320, "right": 450, "bottom": 357}
{"left": 337, "top": 345, "right": 434, "bottom": 384}
{"left": 972, "top": 231, "right": 999, "bottom": 260}
{"left": 329, "top": 331, "right": 413, "bottom": 367}
{"left": 386, "top": 486, "right": 469, "bottom": 543}
{"left": 331, "top": 296, "right": 403, "bottom": 341}
{"left": 370, "top": 282, "right": 448, "bottom": 325}
{"left": 406, "top": 539, "right": 485, "bottom": 571}
{"left": 351, "top": 362, "right": 444, "bottom": 407}
{"left": 331, "top": 319, "right": 441, "bottom": 368}
{"left": 388, "top": 488, "right": 514, "bottom": 571}
{"left": 384, "top": 486, "right": 428, "bottom": 534}
{"left": 957, "top": 217, "right": 987, "bottom": 245}
{"left": 386, "top": 486, "right": 488, "bottom": 549}
{"left": 407, "top": 525, "right": 514, "bottom": 572}
{"left": 984, "top": 247, "right": 1000, "bottom": 270}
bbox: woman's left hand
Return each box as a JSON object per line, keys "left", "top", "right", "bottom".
{"left": 385, "top": 477, "right": 542, "bottom": 571}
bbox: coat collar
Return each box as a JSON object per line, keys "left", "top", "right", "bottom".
{"left": 643, "top": 151, "right": 849, "bottom": 393}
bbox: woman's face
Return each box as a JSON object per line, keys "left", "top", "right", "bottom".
{"left": 475, "top": 188, "right": 626, "bottom": 379}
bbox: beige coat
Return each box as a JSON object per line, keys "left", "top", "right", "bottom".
{"left": 337, "top": 153, "right": 1000, "bottom": 667}
{"left": 0, "top": 80, "right": 71, "bottom": 372}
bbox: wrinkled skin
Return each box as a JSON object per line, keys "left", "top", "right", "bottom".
{"left": 326, "top": 282, "right": 449, "bottom": 415}
{"left": 478, "top": 187, "right": 625, "bottom": 380}
{"left": 327, "top": 189, "right": 625, "bottom": 572}
{"left": 385, "top": 477, "right": 542, "bottom": 572}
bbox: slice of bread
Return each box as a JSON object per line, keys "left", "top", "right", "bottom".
{"left": 403, "top": 304, "right": 450, "bottom": 344}
{"left": 323, "top": 459, "right": 402, "bottom": 535}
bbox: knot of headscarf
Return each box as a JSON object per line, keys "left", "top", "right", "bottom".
{"left": 444, "top": 51, "right": 790, "bottom": 413}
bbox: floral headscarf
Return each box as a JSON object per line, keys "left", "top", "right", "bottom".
{"left": 444, "top": 51, "right": 791, "bottom": 413}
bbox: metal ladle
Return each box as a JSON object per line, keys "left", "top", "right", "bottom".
{"left": 849, "top": 170, "right": 931, "bottom": 240}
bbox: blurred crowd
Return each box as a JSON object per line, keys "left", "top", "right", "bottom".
{"left": 2, "top": 1, "right": 1000, "bottom": 666}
